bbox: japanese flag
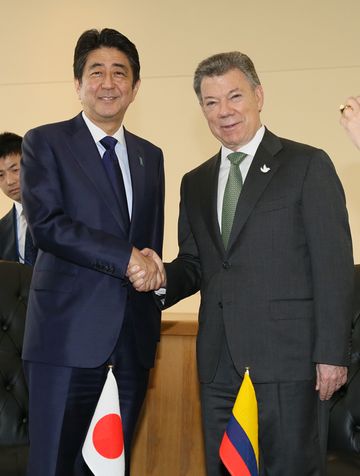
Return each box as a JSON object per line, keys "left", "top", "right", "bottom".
{"left": 82, "top": 367, "right": 125, "bottom": 475}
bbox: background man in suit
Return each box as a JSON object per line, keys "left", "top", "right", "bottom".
{"left": 340, "top": 96, "right": 360, "bottom": 149}
{"left": 129, "top": 52, "right": 354, "bottom": 475}
{"left": 21, "top": 28, "right": 165, "bottom": 475}
{"left": 0, "top": 132, "right": 37, "bottom": 265}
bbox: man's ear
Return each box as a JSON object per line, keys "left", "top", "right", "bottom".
{"left": 131, "top": 79, "right": 141, "bottom": 102}
{"left": 74, "top": 78, "right": 81, "bottom": 99}
{"left": 255, "top": 85, "right": 264, "bottom": 112}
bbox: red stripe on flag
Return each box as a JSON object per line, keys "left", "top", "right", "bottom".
{"left": 219, "top": 432, "right": 251, "bottom": 476}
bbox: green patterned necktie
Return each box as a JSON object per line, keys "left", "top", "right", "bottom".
{"left": 221, "top": 152, "right": 247, "bottom": 248}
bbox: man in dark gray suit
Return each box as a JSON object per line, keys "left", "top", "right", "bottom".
{"left": 128, "top": 52, "right": 354, "bottom": 475}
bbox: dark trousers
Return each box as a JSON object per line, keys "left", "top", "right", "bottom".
{"left": 200, "top": 338, "right": 327, "bottom": 476}
{"left": 24, "top": 315, "right": 149, "bottom": 476}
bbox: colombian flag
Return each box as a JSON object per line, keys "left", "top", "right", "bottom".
{"left": 219, "top": 369, "right": 259, "bottom": 476}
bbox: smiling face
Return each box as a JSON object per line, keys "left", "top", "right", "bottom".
{"left": 75, "top": 47, "right": 140, "bottom": 135}
{"left": 0, "top": 153, "right": 21, "bottom": 202}
{"left": 200, "top": 68, "right": 264, "bottom": 150}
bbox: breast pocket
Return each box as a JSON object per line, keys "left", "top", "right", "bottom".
{"left": 254, "top": 197, "right": 288, "bottom": 214}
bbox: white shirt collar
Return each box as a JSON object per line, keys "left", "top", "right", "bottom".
{"left": 81, "top": 111, "right": 126, "bottom": 147}
{"left": 14, "top": 201, "right": 23, "bottom": 216}
{"left": 221, "top": 125, "right": 265, "bottom": 161}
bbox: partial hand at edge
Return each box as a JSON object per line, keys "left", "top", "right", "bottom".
{"left": 315, "top": 363, "right": 348, "bottom": 401}
{"left": 126, "top": 247, "right": 166, "bottom": 292}
{"left": 340, "top": 96, "right": 360, "bottom": 150}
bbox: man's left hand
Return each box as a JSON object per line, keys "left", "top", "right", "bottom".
{"left": 316, "top": 363, "right": 348, "bottom": 401}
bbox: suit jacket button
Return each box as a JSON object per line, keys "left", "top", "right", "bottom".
{"left": 218, "top": 302, "right": 223, "bottom": 309}
{"left": 222, "top": 261, "right": 231, "bottom": 270}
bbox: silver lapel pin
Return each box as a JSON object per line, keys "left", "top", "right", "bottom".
{"left": 260, "top": 164, "right": 270, "bottom": 173}
{"left": 139, "top": 156, "right": 144, "bottom": 167}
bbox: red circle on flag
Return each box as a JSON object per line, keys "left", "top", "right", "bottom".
{"left": 92, "top": 413, "right": 124, "bottom": 459}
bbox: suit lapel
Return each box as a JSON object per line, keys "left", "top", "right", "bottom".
{"left": 0, "top": 206, "right": 18, "bottom": 260}
{"left": 198, "top": 153, "right": 225, "bottom": 256}
{"left": 226, "top": 129, "right": 282, "bottom": 253}
{"left": 124, "top": 130, "right": 146, "bottom": 241}
{"left": 66, "top": 114, "right": 127, "bottom": 235}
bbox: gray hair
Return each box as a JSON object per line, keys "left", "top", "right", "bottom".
{"left": 193, "top": 51, "right": 261, "bottom": 102}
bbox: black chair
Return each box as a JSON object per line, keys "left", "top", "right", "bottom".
{"left": 327, "top": 264, "right": 360, "bottom": 475}
{"left": 0, "top": 261, "right": 32, "bottom": 476}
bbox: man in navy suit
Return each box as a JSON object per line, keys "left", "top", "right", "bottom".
{"left": 0, "top": 132, "right": 37, "bottom": 265}
{"left": 21, "top": 28, "right": 165, "bottom": 475}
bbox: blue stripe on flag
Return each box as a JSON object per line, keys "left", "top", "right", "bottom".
{"left": 226, "top": 414, "right": 258, "bottom": 476}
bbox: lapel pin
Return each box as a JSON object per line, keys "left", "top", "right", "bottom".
{"left": 260, "top": 164, "right": 270, "bottom": 173}
{"left": 139, "top": 156, "right": 144, "bottom": 167}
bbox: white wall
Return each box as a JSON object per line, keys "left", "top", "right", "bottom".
{"left": 1, "top": 0, "right": 360, "bottom": 313}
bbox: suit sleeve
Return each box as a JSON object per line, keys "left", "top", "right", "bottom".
{"left": 164, "top": 175, "right": 201, "bottom": 308}
{"left": 21, "top": 128, "right": 132, "bottom": 279}
{"left": 302, "top": 149, "right": 354, "bottom": 366}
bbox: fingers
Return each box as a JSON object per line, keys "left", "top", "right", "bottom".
{"left": 127, "top": 247, "right": 166, "bottom": 292}
{"left": 340, "top": 96, "right": 360, "bottom": 114}
{"left": 141, "top": 248, "right": 167, "bottom": 287}
{"left": 340, "top": 96, "right": 360, "bottom": 149}
{"left": 316, "top": 364, "right": 348, "bottom": 401}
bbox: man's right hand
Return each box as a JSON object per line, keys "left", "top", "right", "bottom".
{"left": 126, "top": 247, "right": 166, "bottom": 292}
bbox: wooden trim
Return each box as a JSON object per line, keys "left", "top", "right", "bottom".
{"left": 161, "top": 312, "right": 198, "bottom": 336}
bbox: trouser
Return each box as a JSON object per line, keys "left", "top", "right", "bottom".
{"left": 200, "top": 338, "right": 327, "bottom": 476}
{"left": 24, "top": 315, "right": 149, "bottom": 476}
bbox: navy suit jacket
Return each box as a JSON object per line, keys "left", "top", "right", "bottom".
{"left": 0, "top": 206, "right": 18, "bottom": 261}
{"left": 21, "top": 113, "right": 164, "bottom": 369}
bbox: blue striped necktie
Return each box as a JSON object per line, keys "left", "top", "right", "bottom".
{"left": 100, "top": 136, "right": 130, "bottom": 232}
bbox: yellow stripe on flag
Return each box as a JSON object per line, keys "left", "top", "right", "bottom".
{"left": 232, "top": 370, "right": 259, "bottom": 466}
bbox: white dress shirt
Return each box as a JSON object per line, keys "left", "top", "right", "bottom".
{"left": 82, "top": 112, "right": 133, "bottom": 218}
{"left": 14, "top": 201, "right": 26, "bottom": 263}
{"left": 217, "top": 125, "right": 265, "bottom": 230}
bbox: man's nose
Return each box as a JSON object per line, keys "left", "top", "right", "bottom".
{"left": 6, "top": 173, "right": 16, "bottom": 185}
{"left": 102, "top": 72, "right": 115, "bottom": 89}
{"left": 218, "top": 99, "right": 233, "bottom": 117}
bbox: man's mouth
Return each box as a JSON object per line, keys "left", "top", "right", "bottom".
{"left": 99, "top": 96, "right": 118, "bottom": 101}
{"left": 221, "top": 122, "right": 239, "bottom": 131}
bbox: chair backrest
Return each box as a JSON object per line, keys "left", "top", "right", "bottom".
{"left": 0, "top": 260, "right": 32, "bottom": 446}
{"left": 328, "top": 264, "right": 360, "bottom": 453}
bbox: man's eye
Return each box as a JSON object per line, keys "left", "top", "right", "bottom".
{"left": 91, "top": 71, "right": 102, "bottom": 77}
{"left": 230, "top": 94, "right": 241, "bottom": 101}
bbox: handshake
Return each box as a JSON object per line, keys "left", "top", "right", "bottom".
{"left": 126, "top": 247, "right": 166, "bottom": 292}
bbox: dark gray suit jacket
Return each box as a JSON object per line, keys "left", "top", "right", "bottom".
{"left": 164, "top": 129, "right": 354, "bottom": 384}
{"left": 0, "top": 206, "right": 18, "bottom": 261}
